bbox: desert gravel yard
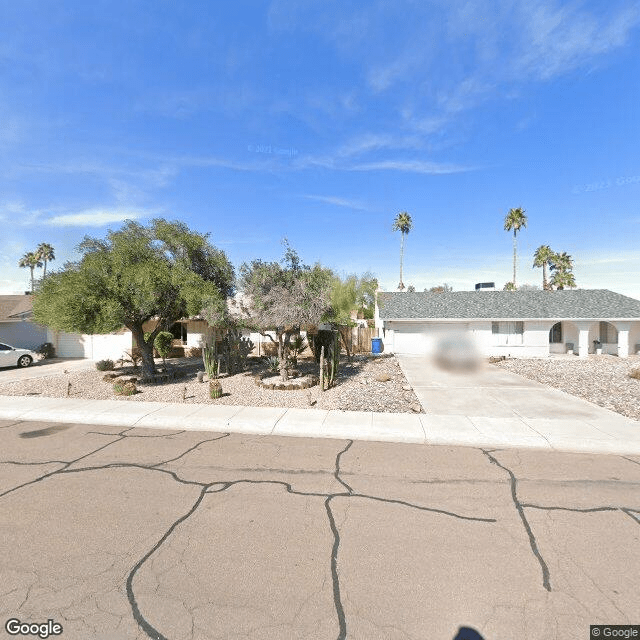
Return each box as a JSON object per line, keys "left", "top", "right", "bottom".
{"left": 493, "top": 354, "right": 640, "bottom": 421}
{"left": 0, "top": 354, "right": 424, "bottom": 413}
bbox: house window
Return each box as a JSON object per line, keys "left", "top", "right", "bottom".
{"left": 492, "top": 321, "right": 524, "bottom": 345}
{"left": 169, "top": 322, "right": 187, "bottom": 344}
{"left": 549, "top": 322, "right": 562, "bottom": 343}
{"left": 599, "top": 321, "right": 617, "bottom": 344}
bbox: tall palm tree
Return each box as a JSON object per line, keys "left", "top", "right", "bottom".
{"left": 392, "top": 211, "right": 413, "bottom": 291}
{"left": 36, "top": 243, "right": 55, "bottom": 278}
{"left": 18, "top": 251, "right": 43, "bottom": 293}
{"left": 503, "top": 207, "right": 527, "bottom": 287}
{"left": 533, "top": 245, "right": 554, "bottom": 290}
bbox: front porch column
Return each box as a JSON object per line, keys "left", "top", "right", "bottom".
{"left": 615, "top": 322, "right": 631, "bottom": 358}
{"left": 576, "top": 321, "right": 591, "bottom": 357}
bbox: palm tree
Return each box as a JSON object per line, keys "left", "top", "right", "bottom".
{"left": 533, "top": 245, "right": 554, "bottom": 290}
{"left": 549, "top": 252, "right": 576, "bottom": 290}
{"left": 18, "top": 251, "right": 43, "bottom": 293}
{"left": 36, "top": 243, "right": 55, "bottom": 278}
{"left": 503, "top": 207, "right": 527, "bottom": 287}
{"left": 550, "top": 269, "right": 576, "bottom": 290}
{"left": 392, "top": 211, "right": 413, "bottom": 291}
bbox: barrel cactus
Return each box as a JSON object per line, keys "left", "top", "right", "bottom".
{"left": 209, "top": 379, "right": 222, "bottom": 399}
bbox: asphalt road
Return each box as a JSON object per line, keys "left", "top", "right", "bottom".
{"left": 0, "top": 418, "right": 639, "bottom": 640}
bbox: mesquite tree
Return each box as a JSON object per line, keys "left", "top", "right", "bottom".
{"left": 236, "top": 241, "right": 333, "bottom": 381}
{"left": 33, "top": 219, "right": 234, "bottom": 378}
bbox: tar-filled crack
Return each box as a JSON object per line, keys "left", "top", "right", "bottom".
{"left": 151, "top": 433, "right": 230, "bottom": 467}
{"left": 334, "top": 440, "right": 354, "bottom": 494}
{"left": 3, "top": 424, "right": 498, "bottom": 640}
{"left": 482, "top": 449, "right": 552, "bottom": 591}
{"left": 325, "top": 496, "right": 347, "bottom": 640}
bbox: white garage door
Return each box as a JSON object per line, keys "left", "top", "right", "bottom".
{"left": 55, "top": 332, "right": 89, "bottom": 358}
{"left": 392, "top": 323, "right": 469, "bottom": 355}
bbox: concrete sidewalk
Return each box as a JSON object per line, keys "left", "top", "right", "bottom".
{"left": 1, "top": 392, "right": 639, "bottom": 454}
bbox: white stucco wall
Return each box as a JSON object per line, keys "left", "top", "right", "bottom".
{"left": 47, "top": 328, "right": 132, "bottom": 360}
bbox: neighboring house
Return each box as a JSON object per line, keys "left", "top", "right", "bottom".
{"left": 0, "top": 295, "right": 47, "bottom": 349}
{"left": 0, "top": 294, "right": 131, "bottom": 359}
{"left": 375, "top": 289, "right": 640, "bottom": 358}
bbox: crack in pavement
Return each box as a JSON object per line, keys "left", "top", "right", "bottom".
{"left": 126, "top": 484, "right": 215, "bottom": 640}
{"left": 151, "top": 433, "right": 230, "bottom": 467}
{"left": 325, "top": 496, "right": 347, "bottom": 640}
{"left": 482, "top": 449, "right": 552, "bottom": 592}
{"left": 334, "top": 440, "right": 354, "bottom": 494}
{"left": 1, "top": 425, "right": 500, "bottom": 640}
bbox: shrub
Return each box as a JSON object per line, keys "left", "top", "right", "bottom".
{"left": 264, "top": 355, "right": 280, "bottom": 373}
{"left": 113, "top": 380, "right": 137, "bottom": 396}
{"left": 96, "top": 359, "right": 115, "bottom": 371}
{"left": 289, "top": 334, "right": 307, "bottom": 366}
{"left": 36, "top": 342, "right": 55, "bottom": 359}
{"left": 629, "top": 368, "right": 640, "bottom": 380}
{"left": 123, "top": 348, "right": 142, "bottom": 369}
{"left": 154, "top": 331, "right": 174, "bottom": 365}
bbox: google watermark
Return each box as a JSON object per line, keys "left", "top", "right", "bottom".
{"left": 591, "top": 625, "right": 640, "bottom": 638}
{"left": 572, "top": 174, "right": 640, "bottom": 194}
{"left": 247, "top": 144, "right": 298, "bottom": 157}
{"left": 5, "top": 619, "right": 63, "bottom": 639}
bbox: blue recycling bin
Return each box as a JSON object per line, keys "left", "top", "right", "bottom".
{"left": 371, "top": 337, "right": 383, "bottom": 354}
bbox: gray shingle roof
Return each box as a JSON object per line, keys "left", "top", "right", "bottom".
{"left": 0, "top": 295, "right": 34, "bottom": 322}
{"left": 377, "top": 289, "right": 640, "bottom": 320}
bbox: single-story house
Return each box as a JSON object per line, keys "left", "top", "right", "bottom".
{"left": 0, "top": 295, "right": 48, "bottom": 349}
{"left": 375, "top": 289, "right": 640, "bottom": 358}
{"left": 0, "top": 294, "right": 278, "bottom": 360}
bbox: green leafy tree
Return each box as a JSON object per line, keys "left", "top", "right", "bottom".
{"left": 235, "top": 240, "right": 333, "bottom": 381}
{"left": 33, "top": 218, "right": 234, "bottom": 378}
{"left": 36, "top": 243, "right": 55, "bottom": 278}
{"left": 327, "top": 271, "right": 378, "bottom": 359}
{"left": 154, "top": 331, "right": 174, "bottom": 368}
{"left": 503, "top": 207, "right": 527, "bottom": 287}
{"left": 503, "top": 281, "right": 517, "bottom": 291}
{"left": 533, "top": 245, "right": 554, "bottom": 290}
{"left": 392, "top": 211, "right": 413, "bottom": 291}
{"left": 406, "top": 284, "right": 416, "bottom": 292}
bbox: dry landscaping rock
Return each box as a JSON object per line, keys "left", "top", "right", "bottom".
{"left": 0, "top": 354, "right": 424, "bottom": 413}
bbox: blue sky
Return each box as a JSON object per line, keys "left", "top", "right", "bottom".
{"left": 2, "top": 0, "right": 640, "bottom": 298}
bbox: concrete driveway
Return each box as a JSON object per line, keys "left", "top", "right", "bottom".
{"left": 0, "top": 357, "right": 93, "bottom": 382}
{"left": 1, "top": 417, "right": 638, "bottom": 639}
{"left": 397, "top": 355, "right": 640, "bottom": 451}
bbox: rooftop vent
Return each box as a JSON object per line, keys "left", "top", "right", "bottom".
{"left": 475, "top": 282, "right": 495, "bottom": 291}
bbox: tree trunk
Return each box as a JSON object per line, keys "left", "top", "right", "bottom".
{"left": 542, "top": 262, "right": 548, "bottom": 290}
{"left": 30, "top": 267, "right": 35, "bottom": 293}
{"left": 399, "top": 233, "right": 405, "bottom": 290}
{"left": 319, "top": 345, "right": 325, "bottom": 392}
{"left": 278, "top": 330, "right": 289, "bottom": 382}
{"left": 131, "top": 325, "right": 156, "bottom": 378}
{"left": 337, "top": 325, "right": 352, "bottom": 362}
{"left": 512, "top": 230, "right": 517, "bottom": 286}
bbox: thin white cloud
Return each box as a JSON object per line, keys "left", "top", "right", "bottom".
{"left": 46, "top": 208, "right": 150, "bottom": 227}
{"left": 302, "top": 195, "right": 369, "bottom": 211}
{"left": 348, "top": 159, "right": 477, "bottom": 175}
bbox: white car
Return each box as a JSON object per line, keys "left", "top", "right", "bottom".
{"left": 0, "top": 342, "right": 37, "bottom": 368}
